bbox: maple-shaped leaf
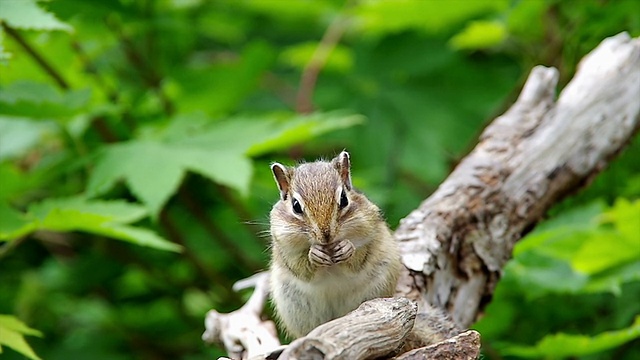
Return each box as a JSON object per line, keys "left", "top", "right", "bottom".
{"left": 500, "top": 316, "right": 640, "bottom": 358}
{"left": 87, "top": 140, "right": 252, "bottom": 217}
{"left": 0, "top": 315, "right": 43, "bottom": 360}
{"left": 87, "top": 111, "right": 364, "bottom": 217}
{"left": 0, "top": 197, "right": 180, "bottom": 252}
{"left": 0, "top": 0, "right": 72, "bottom": 32}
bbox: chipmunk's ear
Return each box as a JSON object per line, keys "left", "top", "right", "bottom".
{"left": 332, "top": 151, "right": 352, "bottom": 190}
{"left": 271, "top": 163, "right": 290, "bottom": 200}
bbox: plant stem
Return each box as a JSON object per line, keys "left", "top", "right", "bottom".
{"left": 71, "top": 40, "right": 118, "bottom": 102}
{"left": 296, "top": 12, "right": 350, "bottom": 113}
{"left": 2, "top": 24, "right": 70, "bottom": 89}
{"left": 105, "top": 17, "right": 174, "bottom": 116}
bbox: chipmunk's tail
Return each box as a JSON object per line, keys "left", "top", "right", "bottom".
{"left": 401, "top": 304, "right": 461, "bottom": 351}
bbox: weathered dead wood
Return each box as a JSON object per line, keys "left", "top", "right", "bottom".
{"left": 278, "top": 297, "right": 416, "bottom": 360}
{"left": 202, "top": 273, "right": 280, "bottom": 360}
{"left": 394, "top": 330, "right": 481, "bottom": 360}
{"left": 204, "top": 32, "right": 640, "bottom": 359}
{"left": 395, "top": 31, "right": 640, "bottom": 328}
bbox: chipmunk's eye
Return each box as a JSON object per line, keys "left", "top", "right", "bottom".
{"left": 339, "top": 190, "right": 348, "bottom": 209}
{"left": 292, "top": 198, "right": 303, "bottom": 215}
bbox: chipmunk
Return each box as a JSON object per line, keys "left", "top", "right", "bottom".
{"left": 268, "top": 151, "right": 402, "bottom": 338}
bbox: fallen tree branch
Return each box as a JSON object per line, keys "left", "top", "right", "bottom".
{"left": 203, "top": 32, "right": 640, "bottom": 359}
{"left": 395, "top": 31, "right": 640, "bottom": 328}
{"left": 278, "top": 297, "right": 416, "bottom": 360}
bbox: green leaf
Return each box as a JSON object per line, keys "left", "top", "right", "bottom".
{"left": 0, "top": 163, "right": 31, "bottom": 201}
{"left": 87, "top": 141, "right": 186, "bottom": 217}
{"left": 602, "top": 198, "right": 640, "bottom": 242}
{"left": 0, "top": 0, "right": 72, "bottom": 32}
{"left": 0, "top": 315, "right": 42, "bottom": 336}
{"left": 90, "top": 111, "right": 363, "bottom": 216}
{"left": 0, "top": 115, "right": 58, "bottom": 161}
{"left": 353, "top": 0, "right": 508, "bottom": 36}
{"left": 0, "top": 81, "right": 91, "bottom": 118}
{"left": 500, "top": 316, "right": 640, "bottom": 357}
{"left": 507, "top": 199, "right": 640, "bottom": 298}
{"left": 90, "top": 225, "right": 181, "bottom": 252}
{"left": 449, "top": 20, "right": 507, "bottom": 50}
{"left": 245, "top": 111, "right": 366, "bottom": 156}
{"left": 29, "top": 197, "right": 149, "bottom": 225}
{"left": 571, "top": 230, "right": 640, "bottom": 275}
{"left": 570, "top": 199, "right": 640, "bottom": 275}
{"left": 0, "top": 27, "right": 11, "bottom": 64}
{"left": 87, "top": 140, "right": 252, "bottom": 216}
{"left": 239, "top": 0, "right": 334, "bottom": 21}
{"left": 0, "top": 197, "right": 180, "bottom": 252}
{"left": 504, "top": 251, "right": 588, "bottom": 299}
{"left": 583, "top": 260, "right": 640, "bottom": 295}
{"left": 170, "top": 111, "right": 364, "bottom": 155}
{"left": 513, "top": 201, "right": 604, "bottom": 257}
{"left": 0, "top": 202, "right": 33, "bottom": 240}
{"left": 508, "top": 198, "right": 640, "bottom": 297}
{"left": 0, "top": 314, "right": 42, "bottom": 360}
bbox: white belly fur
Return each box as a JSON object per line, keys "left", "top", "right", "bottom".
{"left": 270, "top": 259, "right": 392, "bottom": 337}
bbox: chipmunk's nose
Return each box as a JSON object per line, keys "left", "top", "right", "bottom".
{"left": 322, "top": 229, "right": 331, "bottom": 243}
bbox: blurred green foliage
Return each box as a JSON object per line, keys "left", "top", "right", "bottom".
{"left": 0, "top": 0, "right": 638, "bottom": 359}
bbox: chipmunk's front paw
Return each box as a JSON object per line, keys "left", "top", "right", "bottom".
{"left": 309, "top": 245, "right": 334, "bottom": 267}
{"left": 331, "top": 240, "right": 355, "bottom": 264}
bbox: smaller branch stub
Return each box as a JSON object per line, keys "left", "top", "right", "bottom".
{"left": 203, "top": 273, "right": 280, "bottom": 360}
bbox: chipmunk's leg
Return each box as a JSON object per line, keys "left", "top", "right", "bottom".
{"left": 309, "top": 244, "right": 334, "bottom": 267}
{"left": 331, "top": 240, "right": 355, "bottom": 264}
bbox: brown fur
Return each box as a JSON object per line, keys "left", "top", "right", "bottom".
{"left": 269, "top": 152, "right": 402, "bottom": 337}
